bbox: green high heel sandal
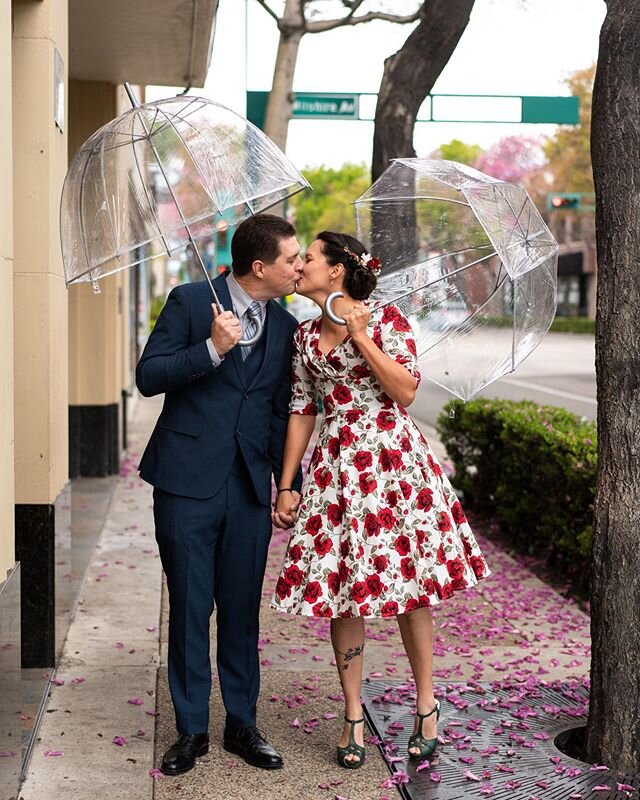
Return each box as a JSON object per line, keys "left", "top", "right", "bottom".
{"left": 337, "top": 717, "right": 366, "bottom": 769}
{"left": 407, "top": 700, "right": 441, "bottom": 761}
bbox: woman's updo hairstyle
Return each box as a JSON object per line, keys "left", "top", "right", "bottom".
{"left": 316, "top": 231, "right": 378, "bottom": 301}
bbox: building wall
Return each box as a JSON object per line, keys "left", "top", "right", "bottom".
{"left": 0, "top": 1, "right": 15, "bottom": 581}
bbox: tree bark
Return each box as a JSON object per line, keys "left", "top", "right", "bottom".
{"left": 263, "top": 0, "right": 304, "bottom": 152}
{"left": 586, "top": 0, "right": 640, "bottom": 773}
{"left": 372, "top": 0, "right": 475, "bottom": 182}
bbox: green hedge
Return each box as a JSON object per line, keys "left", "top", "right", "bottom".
{"left": 436, "top": 398, "right": 596, "bottom": 578}
{"left": 482, "top": 316, "right": 595, "bottom": 334}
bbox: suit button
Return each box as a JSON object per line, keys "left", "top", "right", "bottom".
{"left": 236, "top": 430, "right": 242, "bottom": 437}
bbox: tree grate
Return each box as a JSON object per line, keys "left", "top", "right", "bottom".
{"left": 361, "top": 680, "right": 639, "bottom": 800}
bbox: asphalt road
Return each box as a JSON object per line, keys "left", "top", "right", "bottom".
{"left": 411, "top": 332, "right": 597, "bottom": 429}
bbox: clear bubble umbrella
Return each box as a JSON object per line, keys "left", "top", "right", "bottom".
{"left": 326, "top": 159, "right": 558, "bottom": 401}
{"left": 60, "top": 84, "right": 310, "bottom": 345}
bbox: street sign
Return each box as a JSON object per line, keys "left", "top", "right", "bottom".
{"left": 246, "top": 91, "right": 580, "bottom": 129}
{"left": 547, "top": 192, "right": 595, "bottom": 212}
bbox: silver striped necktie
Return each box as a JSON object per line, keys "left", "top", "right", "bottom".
{"left": 241, "top": 301, "right": 262, "bottom": 360}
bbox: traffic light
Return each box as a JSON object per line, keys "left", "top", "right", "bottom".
{"left": 547, "top": 192, "right": 582, "bottom": 211}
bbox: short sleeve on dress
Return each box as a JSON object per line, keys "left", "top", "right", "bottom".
{"left": 376, "top": 306, "right": 421, "bottom": 386}
{"left": 289, "top": 323, "right": 319, "bottom": 416}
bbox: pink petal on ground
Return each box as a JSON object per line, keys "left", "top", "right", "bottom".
{"left": 290, "top": 719, "right": 301, "bottom": 728}
{"left": 149, "top": 768, "right": 164, "bottom": 780}
{"left": 322, "top": 712, "right": 337, "bottom": 720}
{"left": 592, "top": 787, "right": 612, "bottom": 792}
{"left": 112, "top": 736, "right": 128, "bottom": 746}
{"left": 44, "top": 750, "right": 64, "bottom": 757}
{"left": 145, "top": 710, "right": 158, "bottom": 717}
{"left": 589, "top": 765, "right": 610, "bottom": 771}
{"left": 146, "top": 626, "right": 157, "bottom": 632}
{"left": 617, "top": 784, "right": 635, "bottom": 793}
{"left": 0, "top": 752, "right": 17, "bottom": 757}
{"left": 429, "top": 772, "right": 442, "bottom": 783}
{"left": 416, "top": 762, "right": 431, "bottom": 773}
{"left": 71, "top": 676, "right": 85, "bottom": 685}
{"left": 463, "top": 769, "right": 481, "bottom": 782}
{"left": 127, "top": 698, "right": 144, "bottom": 706}
{"left": 52, "top": 678, "right": 65, "bottom": 686}
{"left": 479, "top": 784, "right": 495, "bottom": 796}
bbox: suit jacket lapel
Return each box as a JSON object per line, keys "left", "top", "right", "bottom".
{"left": 213, "top": 274, "right": 246, "bottom": 389}
{"left": 247, "top": 300, "right": 281, "bottom": 390}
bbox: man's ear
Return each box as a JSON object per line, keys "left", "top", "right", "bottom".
{"left": 251, "top": 259, "right": 266, "bottom": 279}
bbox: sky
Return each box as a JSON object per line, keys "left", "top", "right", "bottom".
{"left": 148, "top": 0, "right": 606, "bottom": 171}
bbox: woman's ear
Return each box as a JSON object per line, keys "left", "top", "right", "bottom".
{"left": 330, "top": 262, "right": 345, "bottom": 281}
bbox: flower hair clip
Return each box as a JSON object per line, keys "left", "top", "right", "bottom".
{"left": 343, "top": 246, "right": 382, "bottom": 275}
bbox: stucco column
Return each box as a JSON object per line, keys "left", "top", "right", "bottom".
{"left": 12, "top": 0, "right": 69, "bottom": 668}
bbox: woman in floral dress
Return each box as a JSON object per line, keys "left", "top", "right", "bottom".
{"left": 271, "top": 231, "right": 490, "bottom": 768}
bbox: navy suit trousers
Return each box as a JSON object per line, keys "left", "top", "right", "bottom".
{"left": 153, "top": 462, "right": 272, "bottom": 734}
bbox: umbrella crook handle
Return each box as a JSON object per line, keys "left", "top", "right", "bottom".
{"left": 238, "top": 317, "right": 263, "bottom": 348}
{"left": 324, "top": 291, "right": 347, "bottom": 326}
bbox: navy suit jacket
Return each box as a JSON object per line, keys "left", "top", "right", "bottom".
{"left": 136, "top": 275, "right": 300, "bottom": 506}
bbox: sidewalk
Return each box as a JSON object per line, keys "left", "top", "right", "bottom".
{"left": 19, "top": 397, "right": 591, "bottom": 800}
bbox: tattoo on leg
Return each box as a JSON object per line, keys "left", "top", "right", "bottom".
{"left": 334, "top": 642, "right": 365, "bottom": 671}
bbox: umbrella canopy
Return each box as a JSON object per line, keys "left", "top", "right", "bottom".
{"left": 60, "top": 93, "right": 310, "bottom": 288}
{"left": 330, "top": 159, "right": 558, "bottom": 401}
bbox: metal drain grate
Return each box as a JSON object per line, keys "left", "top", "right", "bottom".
{"left": 362, "top": 680, "right": 639, "bottom": 800}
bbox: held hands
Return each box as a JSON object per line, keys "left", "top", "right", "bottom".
{"left": 272, "top": 490, "right": 301, "bottom": 530}
{"left": 211, "top": 304, "right": 241, "bottom": 355}
{"left": 343, "top": 303, "right": 370, "bottom": 342}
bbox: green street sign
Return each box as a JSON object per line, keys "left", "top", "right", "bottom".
{"left": 547, "top": 192, "right": 595, "bottom": 212}
{"left": 293, "top": 93, "right": 359, "bottom": 119}
{"left": 522, "top": 96, "right": 579, "bottom": 124}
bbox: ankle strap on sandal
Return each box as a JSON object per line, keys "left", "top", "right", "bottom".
{"left": 344, "top": 717, "right": 364, "bottom": 724}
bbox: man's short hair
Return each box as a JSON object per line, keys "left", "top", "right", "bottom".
{"left": 231, "top": 214, "right": 296, "bottom": 276}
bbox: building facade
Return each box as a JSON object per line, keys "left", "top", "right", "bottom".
{"left": 1, "top": 1, "right": 218, "bottom": 796}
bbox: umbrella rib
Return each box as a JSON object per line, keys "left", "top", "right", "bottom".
{"left": 377, "top": 249, "right": 497, "bottom": 306}
{"left": 130, "top": 109, "right": 171, "bottom": 254}
{"left": 99, "top": 132, "right": 121, "bottom": 260}
{"left": 355, "top": 195, "right": 472, "bottom": 207}
{"left": 419, "top": 268, "right": 510, "bottom": 357}
{"left": 154, "top": 105, "right": 218, "bottom": 209}
{"left": 77, "top": 150, "right": 99, "bottom": 285}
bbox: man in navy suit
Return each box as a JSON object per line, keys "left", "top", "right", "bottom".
{"left": 136, "top": 215, "right": 303, "bottom": 775}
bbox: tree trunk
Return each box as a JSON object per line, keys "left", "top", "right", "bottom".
{"left": 263, "top": 0, "right": 304, "bottom": 152}
{"left": 586, "top": 0, "right": 640, "bottom": 773}
{"left": 372, "top": 0, "right": 475, "bottom": 182}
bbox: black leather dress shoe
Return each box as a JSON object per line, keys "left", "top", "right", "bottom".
{"left": 223, "top": 726, "right": 283, "bottom": 769}
{"left": 160, "top": 733, "right": 209, "bottom": 776}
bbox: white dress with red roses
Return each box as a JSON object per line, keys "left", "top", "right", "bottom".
{"left": 271, "top": 305, "right": 490, "bottom": 619}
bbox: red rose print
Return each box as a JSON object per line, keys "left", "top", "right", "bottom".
{"left": 381, "top": 601, "right": 399, "bottom": 617}
{"left": 400, "top": 557, "right": 416, "bottom": 581}
{"left": 351, "top": 517, "right": 359, "bottom": 533}
{"left": 339, "top": 426, "right": 356, "bottom": 447}
{"left": 438, "top": 512, "right": 452, "bottom": 532}
{"left": 386, "top": 490, "right": 399, "bottom": 508}
{"left": 303, "top": 581, "right": 323, "bottom": 603}
{"left": 327, "top": 503, "right": 343, "bottom": 526}
{"left": 327, "top": 571, "right": 340, "bottom": 596}
{"left": 382, "top": 306, "right": 401, "bottom": 324}
{"left": 364, "top": 513, "right": 380, "bottom": 537}
{"left": 470, "top": 555, "right": 486, "bottom": 577}
{"left": 373, "top": 555, "right": 389, "bottom": 573}
{"left": 372, "top": 328, "right": 383, "bottom": 348}
{"left": 301, "top": 402, "right": 318, "bottom": 415}
{"left": 394, "top": 535, "right": 411, "bottom": 556}
{"left": 406, "top": 337, "right": 417, "bottom": 356}
{"left": 351, "top": 581, "right": 369, "bottom": 604}
{"left": 340, "top": 471, "right": 349, "bottom": 488}
{"left": 323, "top": 395, "right": 334, "bottom": 413}
{"left": 288, "top": 544, "right": 303, "bottom": 563}
{"left": 351, "top": 365, "right": 369, "bottom": 379}
{"left": 446, "top": 557, "right": 465, "bottom": 581}
{"left": 416, "top": 488, "right": 433, "bottom": 511}
{"left": 452, "top": 576, "right": 468, "bottom": 591}
{"left": 399, "top": 436, "right": 411, "bottom": 453}
{"left": 393, "top": 316, "right": 411, "bottom": 332}
{"left": 353, "top": 451, "right": 373, "bottom": 472}
{"left": 451, "top": 501, "right": 466, "bottom": 525}
{"left": 376, "top": 411, "right": 396, "bottom": 431}
{"left": 312, "top": 601, "right": 333, "bottom": 617}
{"left": 327, "top": 437, "right": 340, "bottom": 458}
{"left": 284, "top": 564, "right": 304, "bottom": 587}
{"left": 275, "top": 577, "right": 291, "bottom": 600}
{"left": 399, "top": 481, "right": 413, "bottom": 500}
{"left": 428, "top": 454, "right": 443, "bottom": 477}
{"left": 313, "top": 534, "right": 333, "bottom": 556}
{"left": 358, "top": 603, "right": 371, "bottom": 616}
{"left": 334, "top": 384, "right": 353, "bottom": 404}
{"left": 338, "top": 560, "right": 351, "bottom": 583}
{"left": 340, "top": 541, "right": 350, "bottom": 559}
{"left": 365, "top": 573, "right": 383, "bottom": 598}
{"left": 358, "top": 473, "right": 377, "bottom": 495}
{"left": 415, "top": 529, "right": 426, "bottom": 545}
{"left": 404, "top": 598, "right": 420, "bottom": 613}
{"left": 345, "top": 408, "right": 364, "bottom": 424}
{"left": 377, "top": 508, "right": 396, "bottom": 530}
{"left": 422, "top": 578, "right": 438, "bottom": 595}
{"left": 439, "top": 583, "right": 454, "bottom": 600}
{"left": 327, "top": 354, "right": 344, "bottom": 370}
{"left": 306, "top": 515, "right": 322, "bottom": 535}
{"left": 338, "top": 610, "right": 354, "bottom": 619}
{"left": 436, "top": 544, "right": 446, "bottom": 564}
{"left": 314, "top": 467, "right": 332, "bottom": 489}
